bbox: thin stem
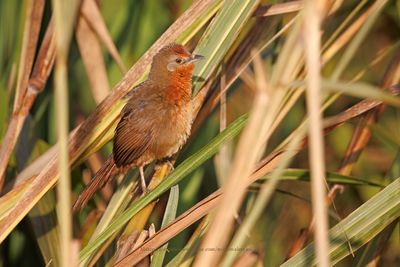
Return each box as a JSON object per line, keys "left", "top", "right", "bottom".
{"left": 52, "top": 0, "right": 79, "bottom": 266}
{"left": 303, "top": 1, "right": 330, "bottom": 266}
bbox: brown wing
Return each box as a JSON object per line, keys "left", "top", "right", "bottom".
{"left": 113, "top": 105, "right": 152, "bottom": 167}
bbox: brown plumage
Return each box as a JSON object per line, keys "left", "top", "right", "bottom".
{"left": 73, "top": 43, "right": 203, "bottom": 211}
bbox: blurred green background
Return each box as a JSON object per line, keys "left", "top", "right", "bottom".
{"left": 0, "top": 0, "right": 399, "bottom": 266}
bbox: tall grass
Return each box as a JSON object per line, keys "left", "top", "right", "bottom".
{"left": 52, "top": 0, "right": 79, "bottom": 266}
{"left": 0, "top": 0, "right": 399, "bottom": 266}
{"left": 303, "top": 1, "right": 330, "bottom": 266}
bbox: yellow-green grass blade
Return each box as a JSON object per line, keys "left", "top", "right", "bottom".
{"left": 150, "top": 185, "right": 179, "bottom": 267}
{"left": 27, "top": 140, "right": 60, "bottom": 266}
{"left": 261, "top": 169, "right": 384, "bottom": 187}
{"left": 84, "top": 172, "right": 138, "bottom": 242}
{"left": 177, "top": 0, "right": 223, "bottom": 45}
{"left": 110, "top": 165, "right": 170, "bottom": 266}
{"left": 281, "top": 178, "right": 400, "bottom": 266}
{"left": 165, "top": 216, "right": 209, "bottom": 267}
{"left": 192, "top": 0, "right": 261, "bottom": 95}
{"left": 290, "top": 80, "right": 400, "bottom": 108}
{"left": 29, "top": 189, "right": 60, "bottom": 266}
{"left": 352, "top": 149, "right": 400, "bottom": 266}
{"left": 320, "top": 80, "right": 400, "bottom": 107}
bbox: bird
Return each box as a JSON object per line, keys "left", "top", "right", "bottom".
{"left": 73, "top": 43, "right": 204, "bottom": 211}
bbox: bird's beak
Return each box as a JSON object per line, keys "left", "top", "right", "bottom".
{"left": 186, "top": 54, "right": 204, "bottom": 63}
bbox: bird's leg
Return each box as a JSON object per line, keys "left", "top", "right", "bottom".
{"left": 139, "top": 166, "right": 148, "bottom": 193}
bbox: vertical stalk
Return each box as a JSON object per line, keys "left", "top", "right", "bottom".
{"left": 303, "top": 0, "right": 330, "bottom": 266}
{"left": 52, "top": 0, "right": 79, "bottom": 266}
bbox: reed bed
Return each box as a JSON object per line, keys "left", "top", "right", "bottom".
{"left": 0, "top": 0, "right": 399, "bottom": 266}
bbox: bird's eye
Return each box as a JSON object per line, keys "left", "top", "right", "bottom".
{"left": 175, "top": 58, "right": 183, "bottom": 64}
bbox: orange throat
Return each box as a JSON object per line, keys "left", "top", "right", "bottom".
{"left": 164, "top": 65, "right": 193, "bottom": 105}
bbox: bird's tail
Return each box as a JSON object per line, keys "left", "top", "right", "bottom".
{"left": 73, "top": 156, "right": 117, "bottom": 212}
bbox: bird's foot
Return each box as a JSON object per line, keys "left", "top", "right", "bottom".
{"left": 166, "top": 160, "right": 175, "bottom": 171}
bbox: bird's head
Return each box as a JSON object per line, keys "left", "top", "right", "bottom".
{"left": 149, "top": 43, "right": 204, "bottom": 85}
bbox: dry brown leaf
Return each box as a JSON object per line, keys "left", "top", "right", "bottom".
{"left": 12, "top": 0, "right": 45, "bottom": 111}
{"left": 1, "top": 21, "right": 56, "bottom": 193}
{"left": 339, "top": 54, "right": 400, "bottom": 175}
{"left": 81, "top": 0, "right": 127, "bottom": 74}
{"left": 76, "top": 14, "right": 110, "bottom": 103}
{"left": 0, "top": 0, "right": 45, "bottom": 187}
{"left": 253, "top": 1, "right": 302, "bottom": 17}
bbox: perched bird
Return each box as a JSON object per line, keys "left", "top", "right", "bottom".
{"left": 73, "top": 43, "right": 203, "bottom": 211}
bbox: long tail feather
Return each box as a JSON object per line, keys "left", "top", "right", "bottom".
{"left": 73, "top": 157, "right": 117, "bottom": 212}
